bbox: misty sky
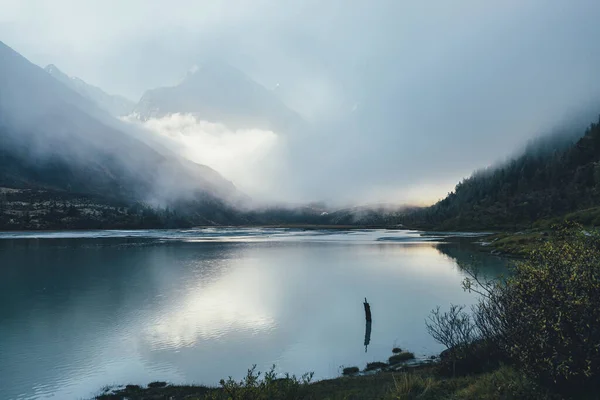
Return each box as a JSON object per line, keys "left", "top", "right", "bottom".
{"left": 3, "top": 1, "right": 600, "bottom": 205}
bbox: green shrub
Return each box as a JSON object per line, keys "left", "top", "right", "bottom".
{"left": 453, "top": 366, "right": 550, "bottom": 400}
{"left": 503, "top": 225, "right": 600, "bottom": 394}
{"left": 389, "top": 352, "right": 415, "bottom": 365}
{"left": 342, "top": 366, "right": 359, "bottom": 375}
{"left": 465, "top": 223, "right": 600, "bottom": 395}
{"left": 392, "top": 347, "right": 403, "bottom": 354}
{"left": 365, "top": 362, "right": 388, "bottom": 371}
{"left": 426, "top": 304, "right": 476, "bottom": 376}
{"left": 437, "top": 339, "right": 508, "bottom": 377}
{"left": 205, "top": 365, "right": 313, "bottom": 400}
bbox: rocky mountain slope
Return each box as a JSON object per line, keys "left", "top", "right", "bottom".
{"left": 45, "top": 64, "right": 135, "bottom": 117}
{"left": 132, "top": 61, "right": 306, "bottom": 132}
{"left": 0, "top": 41, "right": 245, "bottom": 227}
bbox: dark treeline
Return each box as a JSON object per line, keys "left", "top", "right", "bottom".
{"left": 0, "top": 189, "right": 245, "bottom": 230}
{"left": 401, "top": 116, "right": 600, "bottom": 230}
{"left": 0, "top": 188, "right": 415, "bottom": 230}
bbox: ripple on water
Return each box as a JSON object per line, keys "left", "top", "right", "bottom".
{"left": 0, "top": 228, "right": 509, "bottom": 400}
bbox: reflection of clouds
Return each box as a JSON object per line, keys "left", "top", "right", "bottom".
{"left": 144, "top": 259, "right": 276, "bottom": 350}
{"left": 1, "top": 232, "right": 509, "bottom": 399}
{"left": 361, "top": 242, "right": 460, "bottom": 279}
{"left": 0, "top": 244, "right": 187, "bottom": 400}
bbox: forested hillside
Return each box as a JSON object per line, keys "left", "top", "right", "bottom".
{"left": 401, "top": 117, "right": 600, "bottom": 230}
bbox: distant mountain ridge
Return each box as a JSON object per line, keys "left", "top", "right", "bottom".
{"left": 132, "top": 61, "right": 307, "bottom": 132}
{"left": 0, "top": 40, "right": 415, "bottom": 230}
{"left": 44, "top": 64, "right": 135, "bottom": 117}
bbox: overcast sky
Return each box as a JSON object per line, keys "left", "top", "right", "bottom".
{"left": 2, "top": 1, "right": 600, "bottom": 205}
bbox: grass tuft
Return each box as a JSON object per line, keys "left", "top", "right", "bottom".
{"left": 392, "top": 372, "right": 433, "bottom": 399}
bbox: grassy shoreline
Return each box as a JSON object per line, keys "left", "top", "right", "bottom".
{"left": 95, "top": 362, "right": 549, "bottom": 400}
{"left": 96, "top": 371, "right": 399, "bottom": 400}
{"left": 95, "top": 350, "right": 427, "bottom": 399}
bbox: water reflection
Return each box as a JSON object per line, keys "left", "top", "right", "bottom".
{"left": 0, "top": 230, "right": 511, "bottom": 400}
{"left": 143, "top": 256, "right": 277, "bottom": 349}
{"left": 434, "top": 240, "right": 512, "bottom": 279}
{"left": 364, "top": 322, "right": 372, "bottom": 353}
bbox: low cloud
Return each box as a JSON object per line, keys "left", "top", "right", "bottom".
{"left": 125, "top": 113, "right": 288, "bottom": 202}
{"left": 6, "top": 1, "right": 600, "bottom": 206}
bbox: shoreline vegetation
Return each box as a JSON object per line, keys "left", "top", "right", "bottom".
{"left": 93, "top": 349, "right": 549, "bottom": 400}
{"left": 95, "top": 224, "right": 600, "bottom": 400}
{"left": 94, "top": 359, "right": 440, "bottom": 400}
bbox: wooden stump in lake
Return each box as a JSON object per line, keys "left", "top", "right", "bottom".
{"left": 364, "top": 298, "right": 372, "bottom": 352}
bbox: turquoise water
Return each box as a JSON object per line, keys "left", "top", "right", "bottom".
{"left": 0, "top": 229, "right": 508, "bottom": 399}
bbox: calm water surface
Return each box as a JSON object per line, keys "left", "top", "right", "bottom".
{"left": 0, "top": 229, "right": 509, "bottom": 399}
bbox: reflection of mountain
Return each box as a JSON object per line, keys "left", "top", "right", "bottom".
{"left": 434, "top": 241, "right": 512, "bottom": 279}
{"left": 364, "top": 321, "right": 372, "bottom": 352}
{"left": 0, "top": 240, "right": 243, "bottom": 400}
{"left": 0, "top": 235, "right": 490, "bottom": 399}
{"left": 132, "top": 61, "right": 307, "bottom": 133}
